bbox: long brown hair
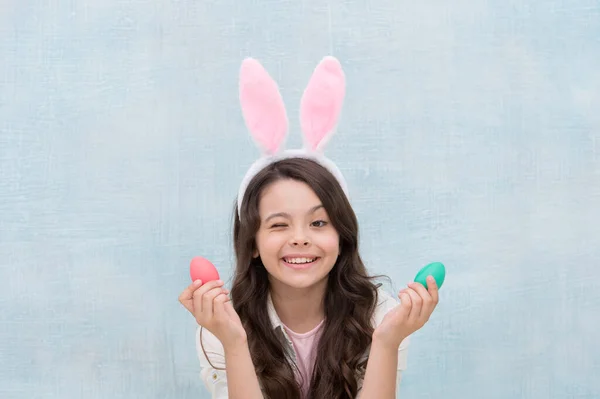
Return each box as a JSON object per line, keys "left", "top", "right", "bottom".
{"left": 216, "top": 158, "right": 381, "bottom": 398}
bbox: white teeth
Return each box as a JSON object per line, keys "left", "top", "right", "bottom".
{"left": 284, "top": 257, "right": 316, "bottom": 264}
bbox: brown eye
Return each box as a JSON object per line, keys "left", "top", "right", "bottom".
{"left": 311, "top": 220, "right": 327, "bottom": 227}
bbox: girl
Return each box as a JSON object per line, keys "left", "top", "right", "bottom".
{"left": 179, "top": 57, "right": 439, "bottom": 399}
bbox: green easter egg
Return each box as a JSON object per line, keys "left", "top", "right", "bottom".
{"left": 414, "top": 262, "right": 446, "bottom": 290}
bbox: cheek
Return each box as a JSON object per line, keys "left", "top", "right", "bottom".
{"left": 321, "top": 232, "right": 340, "bottom": 256}
{"left": 256, "top": 231, "right": 285, "bottom": 256}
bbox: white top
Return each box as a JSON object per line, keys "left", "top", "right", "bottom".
{"left": 195, "top": 287, "right": 410, "bottom": 398}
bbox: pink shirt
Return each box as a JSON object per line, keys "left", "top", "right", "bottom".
{"left": 282, "top": 319, "right": 325, "bottom": 398}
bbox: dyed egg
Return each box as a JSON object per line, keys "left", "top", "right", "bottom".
{"left": 414, "top": 262, "right": 446, "bottom": 290}
{"left": 190, "top": 256, "right": 220, "bottom": 283}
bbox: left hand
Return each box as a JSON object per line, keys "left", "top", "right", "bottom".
{"left": 373, "top": 275, "right": 440, "bottom": 349}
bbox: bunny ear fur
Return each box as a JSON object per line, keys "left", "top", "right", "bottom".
{"left": 300, "top": 56, "right": 346, "bottom": 152}
{"left": 239, "top": 58, "right": 288, "bottom": 155}
{"left": 236, "top": 56, "right": 349, "bottom": 215}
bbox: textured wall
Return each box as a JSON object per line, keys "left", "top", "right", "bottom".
{"left": 1, "top": 1, "right": 599, "bottom": 398}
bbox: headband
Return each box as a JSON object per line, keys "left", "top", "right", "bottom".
{"left": 237, "top": 56, "right": 349, "bottom": 215}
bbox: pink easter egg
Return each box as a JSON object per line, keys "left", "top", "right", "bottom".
{"left": 190, "top": 256, "right": 220, "bottom": 283}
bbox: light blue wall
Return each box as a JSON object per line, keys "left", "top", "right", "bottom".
{"left": 1, "top": 1, "right": 599, "bottom": 398}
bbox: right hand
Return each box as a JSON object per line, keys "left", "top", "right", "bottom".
{"left": 179, "top": 279, "right": 247, "bottom": 348}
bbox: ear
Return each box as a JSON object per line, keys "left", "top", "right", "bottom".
{"left": 239, "top": 58, "right": 289, "bottom": 155}
{"left": 299, "top": 56, "right": 346, "bottom": 152}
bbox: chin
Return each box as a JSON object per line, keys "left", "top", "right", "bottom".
{"left": 281, "top": 277, "right": 323, "bottom": 290}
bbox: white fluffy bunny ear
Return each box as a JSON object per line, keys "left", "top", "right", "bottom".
{"left": 299, "top": 56, "right": 346, "bottom": 152}
{"left": 239, "top": 58, "right": 288, "bottom": 155}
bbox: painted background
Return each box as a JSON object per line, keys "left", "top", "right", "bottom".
{"left": 1, "top": 1, "right": 599, "bottom": 398}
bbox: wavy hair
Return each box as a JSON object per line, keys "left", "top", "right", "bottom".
{"left": 205, "top": 158, "right": 381, "bottom": 398}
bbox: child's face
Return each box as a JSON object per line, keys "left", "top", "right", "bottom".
{"left": 254, "top": 179, "right": 340, "bottom": 292}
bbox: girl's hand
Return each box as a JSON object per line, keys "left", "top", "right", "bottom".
{"left": 373, "top": 276, "right": 440, "bottom": 349}
{"left": 179, "top": 280, "right": 247, "bottom": 348}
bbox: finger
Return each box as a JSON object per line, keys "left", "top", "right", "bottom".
{"left": 179, "top": 280, "right": 203, "bottom": 311}
{"left": 408, "top": 281, "right": 435, "bottom": 321}
{"left": 404, "top": 287, "right": 422, "bottom": 322}
{"left": 192, "top": 280, "right": 224, "bottom": 303}
{"left": 193, "top": 279, "right": 224, "bottom": 297}
{"left": 426, "top": 275, "right": 440, "bottom": 305}
{"left": 397, "top": 291, "right": 412, "bottom": 320}
{"left": 179, "top": 280, "right": 202, "bottom": 303}
{"left": 200, "top": 287, "right": 227, "bottom": 318}
{"left": 213, "top": 292, "right": 230, "bottom": 321}
{"left": 408, "top": 280, "right": 429, "bottom": 293}
{"left": 192, "top": 280, "right": 225, "bottom": 315}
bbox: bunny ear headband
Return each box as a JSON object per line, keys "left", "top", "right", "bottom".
{"left": 237, "top": 56, "right": 349, "bottom": 215}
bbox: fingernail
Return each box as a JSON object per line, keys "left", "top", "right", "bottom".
{"left": 193, "top": 280, "right": 202, "bottom": 285}
{"left": 217, "top": 280, "right": 223, "bottom": 284}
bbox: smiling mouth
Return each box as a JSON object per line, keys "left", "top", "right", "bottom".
{"left": 282, "top": 257, "right": 320, "bottom": 268}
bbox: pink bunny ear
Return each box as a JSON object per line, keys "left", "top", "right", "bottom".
{"left": 239, "top": 58, "right": 288, "bottom": 154}
{"left": 300, "top": 56, "right": 346, "bottom": 152}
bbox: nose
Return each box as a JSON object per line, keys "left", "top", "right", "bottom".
{"left": 291, "top": 239, "right": 310, "bottom": 247}
{"left": 289, "top": 228, "right": 311, "bottom": 247}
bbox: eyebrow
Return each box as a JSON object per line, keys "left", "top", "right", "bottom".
{"left": 264, "top": 205, "right": 324, "bottom": 222}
